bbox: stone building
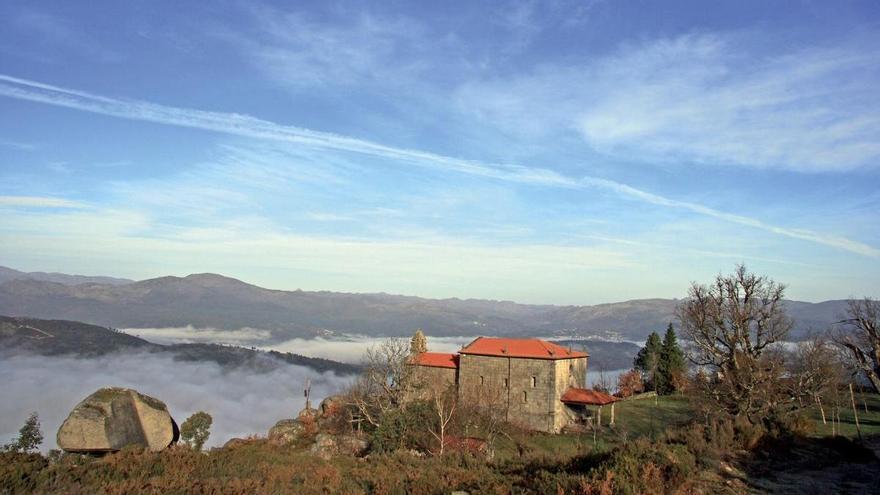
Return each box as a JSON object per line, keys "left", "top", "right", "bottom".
{"left": 409, "top": 335, "right": 611, "bottom": 433}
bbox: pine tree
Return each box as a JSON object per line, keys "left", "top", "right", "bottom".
{"left": 633, "top": 332, "right": 662, "bottom": 391}
{"left": 658, "top": 323, "right": 686, "bottom": 395}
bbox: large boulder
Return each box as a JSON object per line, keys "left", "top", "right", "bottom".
{"left": 57, "top": 387, "right": 178, "bottom": 453}
{"left": 267, "top": 419, "right": 305, "bottom": 446}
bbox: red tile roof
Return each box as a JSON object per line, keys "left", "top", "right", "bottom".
{"left": 560, "top": 387, "right": 617, "bottom": 406}
{"left": 459, "top": 337, "right": 588, "bottom": 360}
{"left": 410, "top": 352, "right": 459, "bottom": 369}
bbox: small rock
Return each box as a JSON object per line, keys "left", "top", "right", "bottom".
{"left": 309, "top": 433, "right": 368, "bottom": 459}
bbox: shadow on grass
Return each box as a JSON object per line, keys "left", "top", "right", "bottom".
{"left": 739, "top": 433, "right": 880, "bottom": 494}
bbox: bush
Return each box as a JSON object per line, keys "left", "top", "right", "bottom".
{"left": 369, "top": 401, "right": 435, "bottom": 453}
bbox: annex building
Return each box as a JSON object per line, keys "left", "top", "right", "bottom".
{"left": 410, "top": 335, "right": 616, "bottom": 433}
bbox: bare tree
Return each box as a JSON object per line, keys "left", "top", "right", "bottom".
{"left": 347, "top": 338, "right": 414, "bottom": 427}
{"left": 677, "top": 265, "right": 793, "bottom": 423}
{"left": 786, "top": 335, "right": 845, "bottom": 422}
{"left": 457, "top": 382, "right": 506, "bottom": 450}
{"left": 427, "top": 382, "right": 457, "bottom": 455}
{"left": 833, "top": 297, "right": 880, "bottom": 393}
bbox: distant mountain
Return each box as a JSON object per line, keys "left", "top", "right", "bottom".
{"left": 0, "top": 315, "right": 360, "bottom": 375}
{"left": 0, "top": 266, "right": 851, "bottom": 342}
{"left": 0, "top": 266, "right": 133, "bottom": 286}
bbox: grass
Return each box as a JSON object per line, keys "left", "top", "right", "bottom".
{"left": 494, "top": 394, "right": 694, "bottom": 460}
{"left": 808, "top": 392, "right": 880, "bottom": 439}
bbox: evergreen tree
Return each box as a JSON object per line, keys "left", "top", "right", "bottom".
{"left": 658, "top": 323, "right": 686, "bottom": 395}
{"left": 633, "top": 332, "right": 662, "bottom": 390}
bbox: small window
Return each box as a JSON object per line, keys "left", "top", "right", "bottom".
{"left": 479, "top": 376, "right": 484, "bottom": 385}
{"left": 531, "top": 376, "right": 537, "bottom": 387}
{"left": 503, "top": 378, "right": 509, "bottom": 388}
{"left": 522, "top": 391, "right": 528, "bottom": 402}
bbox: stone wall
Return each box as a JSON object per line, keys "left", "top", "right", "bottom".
{"left": 408, "top": 365, "right": 457, "bottom": 400}
{"left": 553, "top": 357, "right": 588, "bottom": 431}
{"left": 458, "top": 354, "right": 588, "bottom": 432}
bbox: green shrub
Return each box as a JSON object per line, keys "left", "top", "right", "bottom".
{"left": 370, "top": 401, "right": 435, "bottom": 453}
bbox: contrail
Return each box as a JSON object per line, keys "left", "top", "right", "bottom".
{"left": 1, "top": 74, "right": 876, "bottom": 256}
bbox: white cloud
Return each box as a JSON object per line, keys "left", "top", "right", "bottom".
{"left": 0, "top": 73, "right": 876, "bottom": 256}
{"left": 226, "top": 6, "right": 433, "bottom": 88}
{"left": 458, "top": 33, "right": 880, "bottom": 172}
{"left": 0, "top": 195, "right": 87, "bottom": 208}
{"left": 0, "top": 139, "right": 36, "bottom": 151}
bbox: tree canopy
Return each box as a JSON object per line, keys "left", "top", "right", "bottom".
{"left": 180, "top": 411, "right": 213, "bottom": 452}
{"left": 677, "top": 264, "right": 793, "bottom": 423}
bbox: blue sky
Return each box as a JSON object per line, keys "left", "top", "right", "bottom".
{"left": 1, "top": 0, "right": 879, "bottom": 304}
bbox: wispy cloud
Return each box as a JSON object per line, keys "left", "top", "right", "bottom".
{"left": 457, "top": 33, "right": 880, "bottom": 172}
{"left": 0, "top": 74, "right": 876, "bottom": 256}
{"left": 0, "top": 139, "right": 37, "bottom": 151}
{"left": 0, "top": 195, "right": 87, "bottom": 209}
{"left": 9, "top": 9, "right": 124, "bottom": 63}
{"left": 225, "top": 5, "right": 433, "bottom": 88}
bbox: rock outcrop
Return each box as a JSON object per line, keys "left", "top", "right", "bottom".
{"left": 318, "top": 395, "right": 344, "bottom": 418}
{"left": 267, "top": 419, "right": 305, "bottom": 446}
{"left": 57, "top": 387, "right": 178, "bottom": 453}
{"left": 309, "top": 433, "right": 368, "bottom": 459}
{"left": 297, "top": 406, "right": 318, "bottom": 421}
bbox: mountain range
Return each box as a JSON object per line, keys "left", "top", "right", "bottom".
{"left": 0, "top": 266, "right": 850, "bottom": 342}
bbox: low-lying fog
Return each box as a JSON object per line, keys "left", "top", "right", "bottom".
{"left": 123, "top": 327, "right": 629, "bottom": 390}
{"left": 1, "top": 352, "right": 353, "bottom": 452}
{"left": 2, "top": 328, "right": 629, "bottom": 451}
{"left": 124, "top": 327, "right": 629, "bottom": 379}
{"left": 122, "top": 327, "right": 480, "bottom": 364}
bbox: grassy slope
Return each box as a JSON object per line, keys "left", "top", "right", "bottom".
{"left": 808, "top": 392, "right": 880, "bottom": 439}
{"left": 495, "top": 395, "right": 693, "bottom": 460}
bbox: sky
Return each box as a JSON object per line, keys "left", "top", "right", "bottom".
{"left": 1, "top": 0, "right": 879, "bottom": 305}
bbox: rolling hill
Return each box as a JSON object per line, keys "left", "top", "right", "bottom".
{"left": 0, "top": 315, "right": 360, "bottom": 375}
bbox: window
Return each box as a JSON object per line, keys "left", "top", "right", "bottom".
{"left": 503, "top": 378, "right": 509, "bottom": 388}
{"left": 479, "top": 376, "right": 484, "bottom": 385}
{"left": 522, "top": 391, "right": 528, "bottom": 402}
{"left": 531, "top": 376, "right": 537, "bottom": 387}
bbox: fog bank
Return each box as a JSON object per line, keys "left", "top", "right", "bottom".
{"left": 0, "top": 352, "right": 353, "bottom": 452}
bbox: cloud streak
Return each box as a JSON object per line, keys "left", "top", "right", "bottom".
{"left": 0, "top": 74, "right": 876, "bottom": 256}
{"left": 0, "top": 195, "right": 87, "bottom": 209}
